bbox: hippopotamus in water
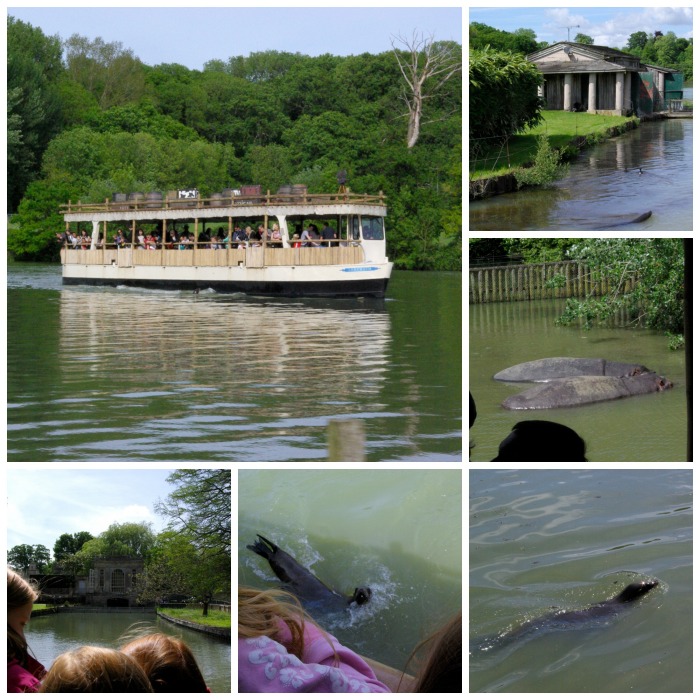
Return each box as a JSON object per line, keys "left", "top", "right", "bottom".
{"left": 247, "top": 534, "right": 371, "bottom": 611}
{"left": 502, "top": 372, "right": 672, "bottom": 410}
{"left": 471, "top": 579, "right": 659, "bottom": 654}
{"left": 494, "top": 357, "right": 649, "bottom": 383}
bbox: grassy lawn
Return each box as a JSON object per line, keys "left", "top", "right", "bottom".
{"left": 32, "top": 604, "right": 51, "bottom": 610}
{"left": 158, "top": 607, "right": 231, "bottom": 629}
{"left": 470, "top": 111, "right": 637, "bottom": 178}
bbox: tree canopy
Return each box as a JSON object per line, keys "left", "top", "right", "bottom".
{"left": 7, "top": 17, "right": 462, "bottom": 271}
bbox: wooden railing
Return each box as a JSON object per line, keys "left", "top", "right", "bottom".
{"left": 61, "top": 245, "right": 365, "bottom": 267}
{"left": 469, "top": 261, "right": 636, "bottom": 304}
{"left": 60, "top": 191, "right": 386, "bottom": 215}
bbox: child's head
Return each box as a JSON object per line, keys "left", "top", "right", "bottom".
{"left": 120, "top": 633, "right": 208, "bottom": 692}
{"left": 39, "top": 647, "right": 153, "bottom": 692}
{"left": 7, "top": 568, "right": 39, "bottom": 662}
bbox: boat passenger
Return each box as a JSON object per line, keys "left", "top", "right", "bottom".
{"left": 291, "top": 233, "right": 302, "bottom": 248}
{"left": 39, "top": 647, "right": 153, "bottom": 692}
{"left": 121, "top": 633, "right": 210, "bottom": 693}
{"left": 238, "top": 586, "right": 390, "bottom": 693}
{"left": 114, "top": 229, "right": 126, "bottom": 248}
{"left": 137, "top": 228, "right": 146, "bottom": 249}
{"left": 8, "top": 568, "right": 47, "bottom": 693}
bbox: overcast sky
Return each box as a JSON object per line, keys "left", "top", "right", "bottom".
{"left": 8, "top": 4, "right": 462, "bottom": 71}
{"left": 469, "top": 6, "right": 692, "bottom": 48}
{"left": 6, "top": 469, "right": 178, "bottom": 554}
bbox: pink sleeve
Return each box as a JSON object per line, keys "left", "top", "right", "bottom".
{"left": 238, "top": 627, "right": 391, "bottom": 693}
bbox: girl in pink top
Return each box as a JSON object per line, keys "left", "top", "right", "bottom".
{"left": 7, "top": 568, "right": 46, "bottom": 693}
{"left": 238, "top": 586, "right": 390, "bottom": 693}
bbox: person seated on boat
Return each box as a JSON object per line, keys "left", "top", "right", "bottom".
{"left": 201, "top": 228, "right": 212, "bottom": 244}
{"left": 321, "top": 222, "right": 338, "bottom": 246}
{"left": 238, "top": 586, "right": 391, "bottom": 693}
{"left": 144, "top": 233, "right": 157, "bottom": 250}
{"left": 136, "top": 228, "right": 146, "bottom": 249}
{"left": 178, "top": 233, "right": 189, "bottom": 251}
{"left": 120, "top": 633, "right": 210, "bottom": 693}
{"left": 114, "top": 229, "right": 126, "bottom": 249}
{"left": 300, "top": 224, "right": 318, "bottom": 247}
{"left": 39, "top": 647, "right": 153, "bottom": 692}
{"left": 291, "top": 233, "right": 302, "bottom": 248}
{"left": 79, "top": 229, "right": 90, "bottom": 250}
{"left": 270, "top": 223, "right": 283, "bottom": 247}
{"left": 308, "top": 223, "right": 322, "bottom": 245}
{"left": 167, "top": 229, "right": 178, "bottom": 249}
{"left": 249, "top": 226, "right": 262, "bottom": 246}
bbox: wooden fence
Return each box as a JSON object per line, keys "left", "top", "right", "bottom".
{"left": 469, "top": 261, "right": 635, "bottom": 304}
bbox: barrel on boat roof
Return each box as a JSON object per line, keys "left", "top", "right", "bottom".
{"left": 221, "top": 188, "right": 235, "bottom": 205}
{"left": 128, "top": 192, "right": 145, "bottom": 209}
{"left": 112, "top": 193, "right": 128, "bottom": 211}
{"left": 145, "top": 191, "right": 163, "bottom": 209}
{"left": 165, "top": 190, "right": 178, "bottom": 208}
{"left": 208, "top": 192, "right": 224, "bottom": 207}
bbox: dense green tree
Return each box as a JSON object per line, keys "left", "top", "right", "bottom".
{"left": 555, "top": 239, "right": 685, "bottom": 339}
{"left": 64, "top": 34, "right": 146, "bottom": 109}
{"left": 8, "top": 544, "right": 51, "bottom": 573}
{"left": 155, "top": 470, "right": 230, "bottom": 557}
{"left": 53, "top": 531, "right": 95, "bottom": 562}
{"left": 224, "top": 50, "right": 305, "bottom": 82}
{"left": 7, "top": 17, "right": 64, "bottom": 211}
{"left": 469, "top": 22, "right": 539, "bottom": 54}
{"left": 469, "top": 47, "right": 543, "bottom": 157}
{"left": 574, "top": 33, "right": 594, "bottom": 45}
{"left": 626, "top": 31, "right": 650, "bottom": 54}
{"left": 9, "top": 176, "right": 81, "bottom": 260}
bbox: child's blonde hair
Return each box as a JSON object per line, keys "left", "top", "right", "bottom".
{"left": 39, "top": 646, "right": 154, "bottom": 692}
{"left": 121, "top": 633, "right": 208, "bottom": 692}
{"left": 7, "top": 568, "right": 39, "bottom": 663}
{"left": 238, "top": 586, "right": 307, "bottom": 657}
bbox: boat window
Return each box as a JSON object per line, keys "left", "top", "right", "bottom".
{"left": 361, "top": 216, "right": 384, "bottom": 240}
{"left": 341, "top": 215, "right": 361, "bottom": 240}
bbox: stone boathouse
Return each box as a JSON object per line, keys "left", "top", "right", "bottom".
{"left": 77, "top": 556, "right": 146, "bottom": 607}
{"left": 527, "top": 42, "right": 683, "bottom": 117}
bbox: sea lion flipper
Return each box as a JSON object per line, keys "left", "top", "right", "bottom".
{"left": 246, "top": 534, "right": 295, "bottom": 584}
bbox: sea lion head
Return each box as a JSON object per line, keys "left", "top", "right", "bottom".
{"left": 615, "top": 579, "right": 659, "bottom": 603}
{"left": 352, "top": 587, "right": 372, "bottom": 605}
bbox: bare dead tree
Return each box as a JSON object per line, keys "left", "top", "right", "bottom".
{"left": 391, "top": 31, "right": 462, "bottom": 149}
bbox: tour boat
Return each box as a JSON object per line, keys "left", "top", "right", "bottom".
{"left": 59, "top": 188, "right": 393, "bottom": 297}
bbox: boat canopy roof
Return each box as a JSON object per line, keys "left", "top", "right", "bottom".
{"left": 61, "top": 191, "right": 387, "bottom": 223}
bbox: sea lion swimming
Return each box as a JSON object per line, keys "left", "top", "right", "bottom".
{"left": 247, "top": 534, "right": 371, "bottom": 611}
{"left": 471, "top": 580, "right": 659, "bottom": 654}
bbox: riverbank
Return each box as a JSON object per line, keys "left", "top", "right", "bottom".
{"left": 470, "top": 111, "right": 641, "bottom": 200}
{"left": 157, "top": 610, "right": 231, "bottom": 640}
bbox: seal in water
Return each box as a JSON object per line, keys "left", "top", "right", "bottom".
{"left": 247, "top": 534, "right": 371, "bottom": 610}
{"left": 472, "top": 580, "right": 659, "bottom": 653}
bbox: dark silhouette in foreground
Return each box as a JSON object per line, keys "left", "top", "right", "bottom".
{"left": 492, "top": 420, "right": 587, "bottom": 461}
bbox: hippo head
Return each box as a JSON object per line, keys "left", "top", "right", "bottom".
{"left": 656, "top": 376, "right": 673, "bottom": 391}
{"left": 351, "top": 587, "right": 372, "bottom": 605}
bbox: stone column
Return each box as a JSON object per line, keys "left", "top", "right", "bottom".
{"left": 615, "top": 71, "right": 624, "bottom": 113}
{"left": 587, "top": 73, "right": 597, "bottom": 113}
{"left": 624, "top": 72, "right": 632, "bottom": 113}
{"left": 564, "top": 73, "right": 572, "bottom": 111}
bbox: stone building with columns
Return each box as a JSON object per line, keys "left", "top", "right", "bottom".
{"left": 75, "top": 556, "right": 146, "bottom": 607}
{"left": 526, "top": 42, "right": 682, "bottom": 117}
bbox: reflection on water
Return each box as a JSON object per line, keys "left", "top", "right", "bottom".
{"left": 9, "top": 266, "right": 462, "bottom": 461}
{"left": 470, "top": 119, "right": 692, "bottom": 230}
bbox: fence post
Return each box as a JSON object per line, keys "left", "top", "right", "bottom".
{"left": 328, "top": 419, "right": 366, "bottom": 461}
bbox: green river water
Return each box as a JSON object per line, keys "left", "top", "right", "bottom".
{"left": 8, "top": 264, "right": 461, "bottom": 462}
{"left": 238, "top": 469, "right": 462, "bottom": 672}
{"left": 470, "top": 469, "right": 692, "bottom": 692}
{"left": 26, "top": 611, "right": 231, "bottom": 692}
{"left": 469, "top": 298, "right": 686, "bottom": 462}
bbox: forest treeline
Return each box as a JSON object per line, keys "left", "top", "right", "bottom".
{"left": 8, "top": 17, "right": 461, "bottom": 270}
